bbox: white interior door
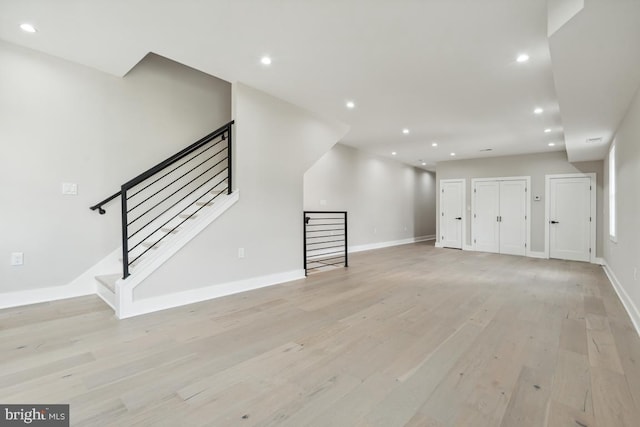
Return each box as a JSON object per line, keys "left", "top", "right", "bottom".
{"left": 441, "top": 181, "right": 463, "bottom": 249}
{"left": 498, "top": 180, "right": 527, "bottom": 256}
{"left": 473, "top": 181, "right": 500, "bottom": 253}
{"left": 549, "top": 177, "right": 591, "bottom": 262}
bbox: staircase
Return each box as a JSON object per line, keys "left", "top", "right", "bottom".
{"left": 90, "top": 121, "right": 238, "bottom": 318}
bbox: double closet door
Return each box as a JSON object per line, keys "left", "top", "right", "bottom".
{"left": 473, "top": 179, "right": 527, "bottom": 256}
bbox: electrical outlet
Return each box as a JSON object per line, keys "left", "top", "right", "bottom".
{"left": 238, "top": 248, "right": 245, "bottom": 259}
{"left": 62, "top": 183, "right": 78, "bottom": 195}
{"left": 11, "top": 252, "right": 24, "bottom": 266}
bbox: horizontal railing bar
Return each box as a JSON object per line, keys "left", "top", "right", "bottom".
{"left": 128, "top": 156, "right": 228, "bottom": 227}
{"left": 310, "top": 259, "right": 345, "bottom": 267}
{"left": 306, "top": 228, "right": 344, "bottom": 232}
{"left": 306, "top": 239, "right": 345, "bottom": 246}
{"left": 307, "top": 254, "right": 346, "bottom": 263}
{"left": 306, "top": 222, "right": 345, "bottom": 226}
{"left": 307, "top": 250, "right": 345, "bottom": 257}
{"left": 306, "top": 218, "right": 345, "bottom": 221}
{"left": 128, "top": 185, "right": 228, "bottom": 265}
{"left": 304, "top": 211, "right": 347, "bottom": 214}
{"left": 128, "top": 140, "right": 223, "bottom": 199}
{"left": 128, "top": 145, "right": 228, "bottom": 212}
{"left": 307, "top": 245, "right": 345, "bottom": 252}
{"left": 123, "top": 120, "right": 233, "bottom": 191}
{"left": 128, "top": 173, "right": 227, "bottom": 241}
{"left": 306, "top": 234, "right": 345, "bottom": 239}
{"left": 306, "top": 262, "right": 346, "bottom": 271}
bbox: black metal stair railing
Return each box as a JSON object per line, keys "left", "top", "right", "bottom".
{"left": 90, "top": 120, "right": 234, "bottom": 279}
{"left": 303, "top": 211, "right": 348, "bottom": 275}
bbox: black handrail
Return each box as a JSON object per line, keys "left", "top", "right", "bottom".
{"left": 122, "top": 120, "right": 234, "bottom": 191}
{"left": 90, "top": 120, "right": 235, "bottom": 279}
{"left": 90, "top": 191, "right": 121, "bottom": 214}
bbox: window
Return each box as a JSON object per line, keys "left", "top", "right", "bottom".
{"left": 609, "top": 143, "right": 616, "bottom": 241}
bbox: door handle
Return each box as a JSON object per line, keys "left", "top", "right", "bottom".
{"left": 455, "top": 217, "right": 462, "bottom": 220}
{"left": 550, "top": 220, "right": 559, "bottom": 224}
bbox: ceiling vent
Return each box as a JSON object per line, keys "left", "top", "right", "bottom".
{"left": 586, "top": 137, "right": 603, "bottom": 144}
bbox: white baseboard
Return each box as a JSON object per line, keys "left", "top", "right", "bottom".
{"left": 434, "top": 241, "right": 443, "bottom": 248}
{"left": 119, "top": 269, "right": 304, "bottom": 319}
{"left": 527, "top": 251, "right": 547, "bottom": 259}
{"left": 593, "top": 257, "right": 605, "bottom": 265}
{"left": 603, "top": 261, "right": 640, "bottom": 337}
{"left": 0, "top": 247, "right": 121, "bottom": 310}
{"left": 463, "top": 244, "right": 474, "bottom": 251}
{"left": 349, "top": 235, "right": 434, "bottom": 253}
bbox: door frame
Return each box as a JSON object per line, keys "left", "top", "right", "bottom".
{"left": 544, "top": 173, "right": 597, "bottom": 263}
{"left": 471, "top": 176, "right": 531, "bottom": 255}
{"left": 437, "top": 179, "right": 466, "bottom": 249}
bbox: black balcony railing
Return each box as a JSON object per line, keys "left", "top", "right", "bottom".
{"left": 90, "top": 120, "right": 234, "bottom": 279}
{"left": 303, "top": 211, "right": 348, "bottom": 275}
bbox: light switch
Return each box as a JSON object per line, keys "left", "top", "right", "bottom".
{"left": 11, "top": 252, "right": 24, "bottom": 266}
{"left": 62, "top": 183, "right": 78, "bottom": 195}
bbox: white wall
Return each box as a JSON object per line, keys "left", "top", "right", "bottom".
{"left": 436, "top": 151, "right": 603, "bottom": 254}
{"left": 603, "top": 87, "right": 640, "bottom": 325}
{"left": 133, "top": 84, "right": 349, "bottom": 299}
{"left": 0, "top": 41, "right": 231, "bottom": 294}
{"left": 304, "top": 144, "right": 436, "bottom": 248}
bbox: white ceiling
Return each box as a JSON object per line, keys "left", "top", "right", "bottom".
{"left": 1, "top": 0, "right": 638, "bottom": 170}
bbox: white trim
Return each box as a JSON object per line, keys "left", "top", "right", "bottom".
{"left": 0, "top": 246, "right": 121, "bottom": 310}
{"left": 603, "top": 261, "right": 640, "bottom": 337}
{"left": 118, "top": 269, "right": 305, "bottom": 319}
{"left": 527, "top": 251, "right": 547, "bottom": 259}
{"left": 593, "top": 257, "right": 605, "bottom": 266}
{"left": 470, "top": 176, "right": 531, "bottom": 256}
{"left": 439, "top": 178, "right": 466, "bottom": 250}
{"left": 544, "top": 173, "right": 597, "bottom": 263}
{"left": 115, "top": 191, "right": 240, "bottom": 317}
{"left": 96, "top": 283, "right": 116, "bottom": 310}
{"left": 349, "top": 235, "right": 435, "bottom": 253}
{"left": 435, "top": 241, "right": 444, "bottom": 248}
{"left": 463, "top": 244, "right": 474, "bottom": 251}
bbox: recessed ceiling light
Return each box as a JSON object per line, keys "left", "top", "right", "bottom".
{"left": 20, "top": 23, "right": 37, "bottom": 33}
{"left": 402, "top": 128, "right": 410, "bottom": 134}
{"left": 534, "top": 107, "right": 544, "bottom": 114}
{"left": 544, "top": 128, "right": 552, "bottom": 133}
{"left": 260, "top": 56, "right": 272, "bottom": 65}
{"left": 548, "top": 142, "right": 555, "bottom": 147}
{"left": 431, "top": 142, "right": 438, "bottom": 147}
{"left": 450, "top": 152, "right": 456, "bottom": 157}
{"left": 346, "top": 101, "right": 355, "bottom": 109}
{"left": 516, "top": 53, "right": 530, "bottom": 63}
{"left": 421, "top": 162, "right": 427, "bottom": 166}
{"left": 391, "top": 151, "right": 397, "bottom": 156}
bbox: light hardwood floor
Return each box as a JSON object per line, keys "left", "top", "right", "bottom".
{"left": 2, "top": 242, "right": 640, "bottom": 426}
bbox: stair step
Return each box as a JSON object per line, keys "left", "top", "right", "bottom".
{"left": 141, "top": 241, "right": 161, "bottom": 249}
{"left": 160, "top": 227, "right": 179, "bottom": 234}
{"left": 95, "top": 274, "right": 120, "bottom": 293}
{"left": 195, "top": 201, "right": 214, "bottom": 207}
{"left": 179, "top": 213, "right": 198, "bottom": 220}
